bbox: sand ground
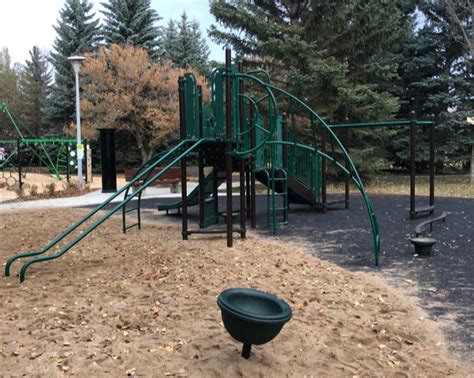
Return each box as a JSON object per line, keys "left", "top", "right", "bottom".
{"left": 0, "top": 208, "right": 468, "bottom": 376}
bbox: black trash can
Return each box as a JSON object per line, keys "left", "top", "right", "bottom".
{"left": 99, "top": 128, "right": 117, "bottom": 193}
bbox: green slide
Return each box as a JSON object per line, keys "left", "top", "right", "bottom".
{"left": 157, "top": 169, "right": 225, "bottom": 212}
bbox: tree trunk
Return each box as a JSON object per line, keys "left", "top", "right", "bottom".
{"left": 139, "top": 147, "right": 152, "bottom": 165}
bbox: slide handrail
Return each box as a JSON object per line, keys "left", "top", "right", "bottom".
{"left": 15, "top": 139, "right": 205, "bottom": 282}
{"left": 4, "top": 139, "right": 198, "bottom": 281}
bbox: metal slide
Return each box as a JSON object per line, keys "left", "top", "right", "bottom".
{"left": 156, "top": 169, "right": 225, "bottom": 212}
{"left": 4, "top": 139, "right": 205, "bottom": 282}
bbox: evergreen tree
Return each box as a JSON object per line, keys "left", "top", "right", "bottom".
{"left": 101, "top": 0, "right": 162, "bottom": 60}
{"left": 162, "top": 12, "right": 210, "bottom": 72}
{"left": 18, "top": 46, "right": 52, "bottom": 136}
{"left": 162, "top": 19, "right": 178, "bottom": 62}
{"left": 394, "top": 0, "right": 473, "bottom": 170}
{"left": 0, "top": 48, "right": 21, "bottom": 139}
{"left": 46, "top": 0, "right": 100, "bottom": 135}
{"left": 209, "top": 0, "right": 412, "bottom": 171}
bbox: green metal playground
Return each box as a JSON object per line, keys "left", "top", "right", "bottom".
{"left": 3, "top": 49, "right": 445, "bottom": 282}
{"left": 1, "top": 49, "right": 471, "bottom": 376}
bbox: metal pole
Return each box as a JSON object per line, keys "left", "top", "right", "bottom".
{"left": 198, "top": 85, "right": 205, "bottom": 228}
{"left": 225, "top": 48, "right": 233, "bottom": 247}
{"left": 250, "top": 104, "right": 256, "bottom": 229}
{"left": 17, "top": 138, "right": 22, "bottom": 190}
{"left": 246, "top": 168, "right": 251, "bottom": 219}
{"left": 410, "top": 106, "right": 416, "bottom": 219}
{"left": 179, "top": 77, "right": 188, "bottom": 240}
{"left": 84, "top": 138, "right": 88, "bottom": 184}
{"left": 344, "top": 128, "right": 350, "bottom": 209}
{"left": 282, "top": 113, "right": 288, "bottom": 170}
{"left": 66, "top": 143, "right": 70, "bottom": 183}
{"left": 429, "top": 117, "right": 435, "bottom": 209}
{"left": 74, "top": 70, "right": 83, "bottom": 189}
{"left": 238, "top": 61, "right": 246, "bottom": 239}
{"left": 321, "top": 126, "right": 327, "bottom": 212}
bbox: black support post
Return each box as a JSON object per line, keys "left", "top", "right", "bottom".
{"left": 238, "top": 61, "right": 246, "bottom": 239}
{"left": 17, "top": 138, "right": 22, "bottom": 190}
{"left": 429, "top": 118, "right": 435, "bottom": 210}
{"left": 198, "top": 85, "right": 205, "bottom": 228}
{"left": 225, "top": 48, "right": 233, "bottom": 247}
{"left": 282, "top": 113, "right": 288, "bottom": 171}
{"left": 99, "top": 129, "right": 117, "bottom": 193}
{"left": 249, "top": 104, "right": 257, "bottom": 229}
{"left": 344, "top": 128, "right": 350, "bottom": 209}
{"left": 179, "top": 77, "right": 188, "bottom": 239}
{"left": 321, "top": 127, "right": 327, "bottom": 212}
{"left": 65, "top": 143, "right": 70, "bottom": 183}
{"left": 410, "top": 106, "right": 416, "bottom": 219}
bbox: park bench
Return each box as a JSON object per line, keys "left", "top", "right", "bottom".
{"left": 124, "top": 167, "right": 181, "bottom": 193}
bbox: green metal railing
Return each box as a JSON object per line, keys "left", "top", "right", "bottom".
{"left": 5, "top": 139, "right": 205, "bottom": 282}
{"left": 230, "top": 75, "right": 380, "bottom": 265}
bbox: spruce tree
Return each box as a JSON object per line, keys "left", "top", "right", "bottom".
{"left": 162, "top": 19, "right": 178, "bottom": 62}
{"left": 101, "top": 0, "right": 162, "bottom": 60}
{"left": 394, "top": 0, "right": 473, "bottom": 170}
{"left": 209, "top": 0, "right": 411, "bottom": 171}
{"left": 162, "top": 12, "right": 210, "bottom": 72}
{"left": 18, "top": 46, "right": 52, "bottom": 136}
{"left": 46, "top": 0, "right": 100, "bottom": 134}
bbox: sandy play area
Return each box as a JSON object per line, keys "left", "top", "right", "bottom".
{"left": 0, "top": 208, "right": 467, "bottom": 376}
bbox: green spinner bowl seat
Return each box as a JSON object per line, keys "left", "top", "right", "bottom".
{"left": 410, "top": 237, "right": 436, "bottom": 255}
{"left": 217, "top": 288, "right": 292, "bottom": 359}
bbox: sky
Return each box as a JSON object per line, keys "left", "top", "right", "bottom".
{"left": 0, "top": 0, "right": 224, "bottom": 66}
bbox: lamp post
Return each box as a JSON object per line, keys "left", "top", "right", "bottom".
{"left": 68, "top": 55, "right": 85, "bottom": 189}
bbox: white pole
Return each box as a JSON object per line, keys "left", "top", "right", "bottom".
{"left": 74, "top": 68, "right": 83, "bottom": 189}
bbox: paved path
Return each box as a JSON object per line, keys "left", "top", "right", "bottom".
{"left": 0, "top": 184, "right": 198, "bottom": 212}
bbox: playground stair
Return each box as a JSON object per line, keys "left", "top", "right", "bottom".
{"left": 4, "top": 139, "right": 205, "bottom": 282}
{"left": 256, "top": 168, "right": 289, "bottom": 232}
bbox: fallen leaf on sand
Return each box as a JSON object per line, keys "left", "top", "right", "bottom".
{"left": 30, "top": 351, "right": 42, "bottom": 359}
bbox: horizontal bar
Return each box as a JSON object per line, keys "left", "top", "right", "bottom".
{"left": 22, "top": 138, "right": 76, "bottom": 143}
{"left": 186, "top": 228, "right": 245, "bottom": 235}
{"left": 329, "top": 120, "right": 433, "bottom": 128}
{"left": 125, "top": 223, "right": 139, "bottom": 230}
{"left": 326, "top": 199, "right": 349, "bottom": 205}
{"left": 124, "top": 207, "right": 139, "bottom": 214}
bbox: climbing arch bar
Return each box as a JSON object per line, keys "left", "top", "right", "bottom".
{"left": 329, "top": 120, "right": 434, "bottom": 128}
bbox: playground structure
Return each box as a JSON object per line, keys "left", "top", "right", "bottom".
{"left": 0, "top": 102, "right": 78, "bottom": 189}
{"left": 329, "top": 115, "right": 436, "bottom": 220}
{"left": 5, "top": 49, "right": 442, "bottom": 282}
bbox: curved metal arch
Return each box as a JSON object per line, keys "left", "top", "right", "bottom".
{"left": 258, "top": 84, "right": 380, "bottom": 265}
{"left": 229, "top": 72, "right": 280, "bottom": 156}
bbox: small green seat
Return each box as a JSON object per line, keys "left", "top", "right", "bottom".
{"left": 410, "top": 237, "right": 436, "bottom": 255}
{"left": 217, "top": 288, "right": 292, "bottom": 359}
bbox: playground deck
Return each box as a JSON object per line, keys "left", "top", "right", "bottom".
{"left": 0, "top": 207, "right": 466, "bottom": 376}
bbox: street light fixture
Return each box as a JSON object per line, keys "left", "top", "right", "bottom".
{"left": 68, "top": 55, "right": 85, "bottom": 189}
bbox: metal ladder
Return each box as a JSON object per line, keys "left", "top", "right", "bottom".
{"left": 265, "top": 167, "right": 288, "bottom": 233}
